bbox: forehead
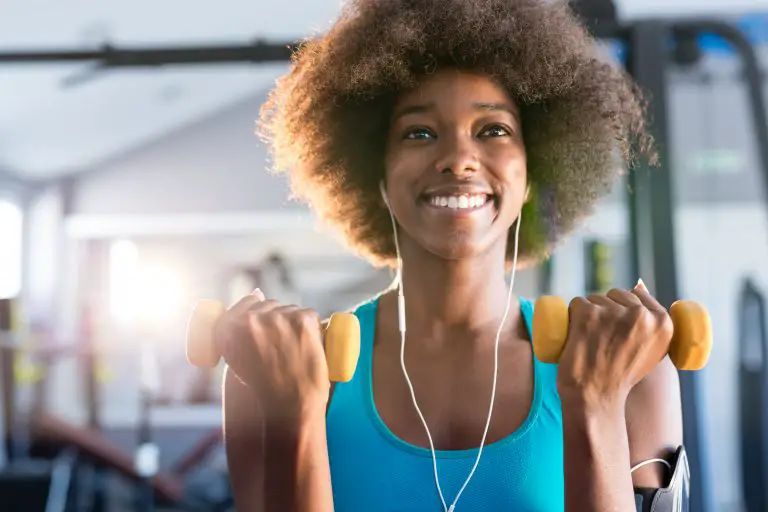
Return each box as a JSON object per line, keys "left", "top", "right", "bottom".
{"left": 394, "top": 69, "right": 517, "bottom": 111}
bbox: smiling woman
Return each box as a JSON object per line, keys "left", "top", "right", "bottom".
{"left": 383, "top": 70, "right": 527, "bottom": 262}
{"left": 259, "top": 0, "right": 651, "bottom": 270}
{"left": 217, "top": 1, "right": 687, "bottom": 512}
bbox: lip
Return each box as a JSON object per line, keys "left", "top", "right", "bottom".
{"left": 421, "top": 184, "right": 494, "bottom": 198}
{"left": 419, "top": 188, "right": 498, "bottom": 220}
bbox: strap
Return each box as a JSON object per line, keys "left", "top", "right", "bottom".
{"left": 634, "top": 445, "right": 690, "bottom": 512}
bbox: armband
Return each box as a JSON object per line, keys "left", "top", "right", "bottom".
{"left": 634, "top": 445, "right": 689, "bottom": 512}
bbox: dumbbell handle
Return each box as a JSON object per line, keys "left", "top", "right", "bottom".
{"left": 185, "top": 300, "right": 361, "bottom": 382}
{"left": 531, "top": 296, "right": 712, "bottom": 371}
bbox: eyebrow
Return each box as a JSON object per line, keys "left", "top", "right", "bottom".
{"left": 392, "top": 101, "right": 519, "bottom": 122}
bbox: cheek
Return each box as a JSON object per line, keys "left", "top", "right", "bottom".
{"left": 493, "top": 149, "right": 527, "bottom": 194}
{"left": 385, "top": 145, "right": 429, "bottom": 179}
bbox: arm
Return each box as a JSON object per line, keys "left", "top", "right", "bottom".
{"left": 625, "top": 356, "right": 683, "bottom": 488}
{"left": 223, "top": 366, "right": 335, "bottom": 512}
{"left": 561, "top": 356, "right": 683, "bottom": 512}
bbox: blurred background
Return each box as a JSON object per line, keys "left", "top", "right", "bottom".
{"left": 1, "top": 0, "right": 767, "bottom": 510}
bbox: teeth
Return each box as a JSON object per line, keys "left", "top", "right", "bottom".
{"left": 429, "top": 194, "right": 489, "bottom": 210}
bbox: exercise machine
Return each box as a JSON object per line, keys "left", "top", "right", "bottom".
{"left": 738, "top": 278, "right": 768, "bottom": 512}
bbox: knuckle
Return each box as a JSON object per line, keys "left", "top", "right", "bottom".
{"left": 569, "top": 296, "right": 590, "bottom": 315}
{"left": 296, "top": 309, "right": 321, "bottom": 330}
{"left": 606, "top": 288, "right": 627, "bottom": 301}
{"left": 256, "top": 308, "right": 285, "bottom": 331}
{"left": 657, "top": 310, "right": 674, "bottom": 335}
{"left": 627, "top": 304, "right": 646, "bottom": 319}
{"left": 260, "top": 299, "right": 280, "bottom": 310}
{"left": 627, "top": 305, "right": 651, "bottom": 329}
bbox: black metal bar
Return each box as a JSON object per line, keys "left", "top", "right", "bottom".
{"left": 625, "top": 20, "right": 712, "bottom": 512}
{"left": 0, "top": 42, "right": 295, "bottom": 66}
{"left": 0, "top": 299, "right": 14, "bottom": 465}
{"left": 738, "top": 278, "right": 768, "bottom": 512}
{"left": 44, "top": 448, "right": 78, "bottom": 512}
{"left": 675, "top": 20, "right": 768, "bottom": 245}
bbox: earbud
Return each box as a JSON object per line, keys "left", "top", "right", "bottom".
{"left": 379, "top": 181, "right": 390, "bottom": 208}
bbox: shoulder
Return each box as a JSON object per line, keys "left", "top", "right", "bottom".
{"left": 323, "top": 293, "right": 382, "bottom": 412}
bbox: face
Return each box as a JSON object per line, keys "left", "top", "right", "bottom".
{"left": 383, "top": 69, "right": 527, "bottom": 262}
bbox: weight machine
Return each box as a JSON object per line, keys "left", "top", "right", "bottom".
{"left": 3, "top": 2, "right": 768, "bottom": 511}
{"left": 738, "top": 278, "right": 768, "bottom": 512}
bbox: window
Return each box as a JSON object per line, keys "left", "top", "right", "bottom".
{"left": 109, "top": 239, "right": 139, "bottom": 322}
{"left": 0, "top": 200, "right": 23, "bottom": 299}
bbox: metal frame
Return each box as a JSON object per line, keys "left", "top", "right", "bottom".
{"left": 622, "top": 19, "right": 768, "bottom": 512}
{"left": 0, "top": 42, "right": 294, "bottom": 65}
{"left": 623, "top": 20, "right": 712, "bottom": 512}
{"left": 738, "top": 278, "right": 768, "bottom": 512}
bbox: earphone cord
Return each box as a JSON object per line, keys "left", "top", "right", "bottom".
{"left": 386, "top": 205, "right": 522, "bottom": 512}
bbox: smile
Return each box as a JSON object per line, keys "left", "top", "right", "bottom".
{"left": 426, "top": 193, "right": 493, "bottom": 211}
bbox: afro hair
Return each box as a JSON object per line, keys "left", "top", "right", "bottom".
{"left": 259, "top": 0, "right": 652, "bottom": 268}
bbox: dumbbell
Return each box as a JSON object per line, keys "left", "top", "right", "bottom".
{"left": 531, "top": 296, "right": 712, "bottom": 371}
{"left": 186, "top": 300, "right": 361, "bottom": 382}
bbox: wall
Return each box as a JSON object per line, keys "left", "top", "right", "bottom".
{"left": 70, "top": 87, "right": 297, "bottom": 216}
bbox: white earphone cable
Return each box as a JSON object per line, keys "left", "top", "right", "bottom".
{"left": 385, "top": 196, "right": 522, "bottom": 512}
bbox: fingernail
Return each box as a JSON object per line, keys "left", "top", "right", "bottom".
{"left": 252, "top": 288, "right": 265, "bottom": 299}
{"left": 636, "top": 278, "right": 648, "bottom": 291}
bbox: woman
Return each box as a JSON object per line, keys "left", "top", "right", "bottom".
{"left": 218, "top": 0, "right": 685, "bottom": 510}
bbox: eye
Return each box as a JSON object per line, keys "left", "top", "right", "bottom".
{"left": 403, "top": 127, "right": 435, "bottom": 140}
{"left": 479, "top": 124, "right": 512, "bottom": 138}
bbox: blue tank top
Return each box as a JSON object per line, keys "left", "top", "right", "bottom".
{"left": 326, "top": 296, "right": 564, "bottom": 511}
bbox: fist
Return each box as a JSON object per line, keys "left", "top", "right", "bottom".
{"left": 555, "top": 281, "right": 674, "bottom": 404}
{"left": 215, "top": 290, "right": 330, "bottom": 411}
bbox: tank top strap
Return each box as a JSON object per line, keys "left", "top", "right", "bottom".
{"left": 519, "top": 295, "right": 561, "bottom": 410}
{"left": 326, "top": 296, "right": 380, "bottom": 419}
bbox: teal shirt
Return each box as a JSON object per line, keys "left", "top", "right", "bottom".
{"left": 326, "top": 296, "right": 564, "bottom": 511}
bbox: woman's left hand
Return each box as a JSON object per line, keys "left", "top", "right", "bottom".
{"left": 556, "top": 280, "right": 674, "bottom": 407}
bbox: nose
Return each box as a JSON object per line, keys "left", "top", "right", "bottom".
{"left": 434, "top": 133, "right": 479, "bottom": 177}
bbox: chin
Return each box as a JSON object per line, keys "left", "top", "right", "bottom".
{"left": 422, "top": 233, "right": 491, "bottom": 262}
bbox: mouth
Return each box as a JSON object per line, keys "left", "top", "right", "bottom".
{"left": 421, "top": 192, "right": 497, "bottom": 214}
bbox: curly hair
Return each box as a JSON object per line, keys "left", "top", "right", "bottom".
{"left": 259, "top": 0, "right": 652, "bottom": 268}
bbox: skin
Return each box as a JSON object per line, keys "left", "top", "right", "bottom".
{"left": 223, "top": 69, "right": 683, "bottom": 511}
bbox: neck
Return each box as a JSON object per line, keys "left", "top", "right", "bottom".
{"left": 394, "top": 238, "right": 517, "bottom": 337}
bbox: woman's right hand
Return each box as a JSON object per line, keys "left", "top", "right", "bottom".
{"left": 215, "top": 289, "right": 330, "bottom": 417}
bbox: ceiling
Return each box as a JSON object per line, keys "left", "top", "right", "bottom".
{"left": 1, "top": 0, "right": 766, "bottom": 181}
{"left": 0, "top": 0, "right": 343, "bottom": 180}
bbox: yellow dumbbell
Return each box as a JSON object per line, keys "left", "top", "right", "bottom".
{"left": 531, "top": 296, "right": 712, "bottom": 371}
{"left": 186, "top": 300, "right": 361, "bottom": 382}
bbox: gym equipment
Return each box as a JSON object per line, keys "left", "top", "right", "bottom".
{"left": 620, "top": 18, "right": 768, "bottom": 511}
{"left": 531, "top": 296, "right": 712, "bottom": 371}
{"left": 26, "top": 409, "right": 235, "bottom": 511}
{"left": 185, "top": 300, "right": 361, "bottom": 382}
{"left": 29, "top": 412, "right": 184, "bottom": 504}
{"left": 738, "top": 278, "right": 768, "bottom": 512}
